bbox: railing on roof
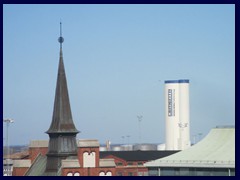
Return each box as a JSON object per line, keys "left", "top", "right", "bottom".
{"left": 159, "top": 160, "right": 235, "bottom": 165}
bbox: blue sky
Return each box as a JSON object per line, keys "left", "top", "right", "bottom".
{"left": 3, "top": 4, "right": 235, "bottom": 146}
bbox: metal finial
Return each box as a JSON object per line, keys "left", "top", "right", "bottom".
{"left": 60, "top": 21, "right": 62, "bottom": 37}
{"left": 58, "top": 21, "right": 64, "bottom": 45}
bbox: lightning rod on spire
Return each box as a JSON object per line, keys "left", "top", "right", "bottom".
{"left": 60, "top": 21, "right": 62, "bottom": 37}
{"left": 58, "top": 21, "right": 64, "bottom": 47}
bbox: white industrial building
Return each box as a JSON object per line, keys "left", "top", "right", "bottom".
{"left": 165, "top": 79, "right": 190, "bottom": 150}
{"left": 145, "top": 126, "right": 235, "bottom": 176}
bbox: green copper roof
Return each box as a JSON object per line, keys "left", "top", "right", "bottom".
{"left": 145, "top": 127, "right": 235, "bottom": 168}
{"left": 25, "top": 154, "right": 47, "bottom": 176}
{"left": 25, "top": 154, "right": 62, "bottom": 176}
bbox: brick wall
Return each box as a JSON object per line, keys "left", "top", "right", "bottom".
{"left": 29, "top": 147, "right": 48, "bottom": 162}
{"left": 61, "top": 147, "right": 115, "bottom": 176}
{"left": 77, "top": 147, "right": 99, "bottom": 167}
{"left": 115, "top": 166, "right": 148, "bottom": 176}
{"left": 62, "top": 167, "right": 116, "bottom": 176}
{"left": 12, "top": 167, "right": 29, "bottom": 176}
{"left": 102, "top": 155, "right": 148, "bottom": 176}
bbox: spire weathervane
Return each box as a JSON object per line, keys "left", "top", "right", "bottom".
{"left": 58, "top": 21, "right": 64, "bottom": 48}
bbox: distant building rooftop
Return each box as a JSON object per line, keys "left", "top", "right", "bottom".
{"left": 29, "top": 140, "right": 48, "bottom": 148}
{"left": 8, "top": 150, "right": 29, "bottom": 159}
{"left": 29, "top": 139, "right": 100, "bottom": 148}
{"left": 77, "top": 139, "right": 100, "bottom": 147}
{"left": 100, "top": 150, "right": 179, "bottom": 162}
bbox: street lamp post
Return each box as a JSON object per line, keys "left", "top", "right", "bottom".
{"left": 137, "top": 115, "right": 143, "bottom": 149}
{"left": 126, "top": 135, "right": 130, "bottom": 145}
{"left": 121, "top": 136, "right": 125, "bottom": 145}
{"left": 3, "top": 118, "right": 14, "bottom": 176}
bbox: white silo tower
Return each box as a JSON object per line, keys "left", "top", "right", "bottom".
{"left": 165, "top": 79, "right": 190, "bottom": 150}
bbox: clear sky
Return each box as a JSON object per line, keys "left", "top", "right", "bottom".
{"left": 3, "top": 4, "right": 235, "bottom": 146}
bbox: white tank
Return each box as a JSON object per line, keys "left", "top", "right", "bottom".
{"left": 112, "top": 146, "right": 122, "bottom": 151}
{"left": 99, "top": 147, "right": 107, "bottom": 151}
{"left": 165, "top": 79, "right": 190, "bottom": 150}
{"left": 121, "top": 145, "right": 133, "bottom": 151}
{"left": 133, "top": 144, "right": 157, "bottom": 151}
{"left": 157, "top": 144, "right": 166, "bottom": 150}
{"left": 179, "top": 81, "right": 191, "bottom": 149}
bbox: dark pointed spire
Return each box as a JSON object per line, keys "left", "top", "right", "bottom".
{"left": 46, "top": 21, "right": 78, "bottom": 134}
{"left": 45, "top": 22, "right": 79, "bottom": 174}
{"left": 46, "top": 53, "right": 79, "bottom": 133}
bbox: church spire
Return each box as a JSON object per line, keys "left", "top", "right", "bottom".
{"left": 45, "top": 22, "right": 79, "bottom": 174}
{"left": 46, "top": 21, "right": 78, "bottom": 134}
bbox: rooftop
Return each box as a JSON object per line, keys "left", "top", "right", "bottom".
{"left": 28, "top": 139, "right": 100, "bottom": 148}
{"left": 145, "top": 127, "right": 235, "bottom": 168}
{"left": 77, "top": 139, "right": 100, "bottom": 147}
{"left": 100, "top": 150, "right": 179, "bottom": 161}
{"left": 61, "top": 159, "right": 80, "bottom": 168}
{"left": 13, "top": 160, "right": 31, "bottom": 168}
{"left": 25, "top": 154, "right": 47, "bottom": 176}
{"left": 29, "top": 140, "right": 48, "bottom": 148}
{"left": 99, "top": 159, "right": 116, "bottom": 167}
